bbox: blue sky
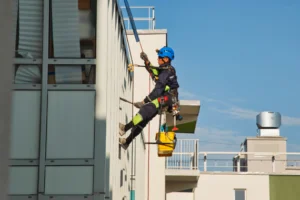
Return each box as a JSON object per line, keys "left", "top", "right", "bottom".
{"left": 121, "top": 0, "right": 300, "bottom": 152}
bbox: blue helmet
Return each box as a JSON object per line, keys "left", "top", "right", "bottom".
{"left": 157, "top": 46, "right": 175, "bottom": 60}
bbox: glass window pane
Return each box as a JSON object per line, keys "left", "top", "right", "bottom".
{"left": 46, "top": 91, "right": 95, "bottom": 159}
{"left": 11, "top": 91, "right": 41, "bottom": 159}
{"left": 235, "top": 189, "right": 245, "bottom": 200}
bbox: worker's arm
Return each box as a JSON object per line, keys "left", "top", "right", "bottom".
{"left": 145, "top": 61, "right": 159, "bottom": 81}
{"left": 140, "top": 52, "right": 159, "bottom": 81}
{"left": 143, "top": 70, "right": 169, "bottom": 103}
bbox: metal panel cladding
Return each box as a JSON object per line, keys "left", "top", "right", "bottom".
{"left": 18, "top": 0, "right": 43, "bottom": 58}
{"left": 51, "top": 0, "right": 81, "bottom": 58}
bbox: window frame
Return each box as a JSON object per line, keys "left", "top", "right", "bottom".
{"left": 234, "top": 188, "right": 247, "bottom": 200}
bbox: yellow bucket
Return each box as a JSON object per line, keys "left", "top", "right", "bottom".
{"left": 155, "top": 132, "right": 176, "bottom": 157}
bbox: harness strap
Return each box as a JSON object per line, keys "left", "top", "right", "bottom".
{"left": 149, "top": 64, "right": 173, "bottom": 81}
{"left": 158, "top": 96, "right": 169, "bottom": 104}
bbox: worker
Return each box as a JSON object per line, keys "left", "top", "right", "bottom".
{"left": 119, "top": 46, "right": 180, "bottom": 150}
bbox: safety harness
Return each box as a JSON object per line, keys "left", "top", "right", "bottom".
{"left": 149, "top": 64, "right": 182, "bottom": 132}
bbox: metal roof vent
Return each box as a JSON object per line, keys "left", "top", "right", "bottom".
{"left": 256, "top": 111, "right": 281, "bottom": 129}
{"left": 256, "top": 112, "right": 281, "bottom": 137}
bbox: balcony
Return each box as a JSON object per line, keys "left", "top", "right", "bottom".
{"left": 165, "top": 139, "right": 200, "bottom": 193}
{"left": 166, "top": 139, "right": 300, "bottom": 174}
{"left": 165, "top": 139, "right": 300, "bottom": 193}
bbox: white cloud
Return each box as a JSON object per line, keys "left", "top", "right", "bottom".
{"left": 199, "top": 95, "right": 300, "bottom": 127}
{"left": 211, "top": 107, "right": 258, "bottom": 120}
{"left": 198, "top": 96, "right": 235, "bottom": 107}
{"left": 228, "top": 98, "right": 246, "bottom": 103}
{"left": 178, "top": 88, "right": 198, "bottom": 99}
{"left": 213, "top": 106, "right": 300, "bottom": 126}
{"left": 197, "top": 127, "right": 245, "bottom": 151}
{"left": 175, "top": 93, "right": 300, "bottom": 152}
{"left": 282, "top": 116, "right": 300, "bottom": 126}
{"left": 179, "top": 126, "right": 245, "bottom": 152}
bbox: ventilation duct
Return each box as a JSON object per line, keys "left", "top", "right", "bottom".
{"left": 51, "top": 0, "right": 82, "bottom": 83}
{"left": 256, "top": 111, "right": 281, "bottom": 137}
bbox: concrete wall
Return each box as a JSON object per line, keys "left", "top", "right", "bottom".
{"left": 246, "top": 137, "right": 287, "bottom": 173}
{"left": 135, "top": 136, "right": 147, "bottom": 200}
{"left": 166, "top": 192, "right": 193, "bottom": 200}
{"left": 269, "top": 175, "right": 300, "bottom": 200}
{"left": 127, "top": 30, "right": 168, "bottom": 200}
{"left": 194, "top": 174, "right": 270, "bottom": 200}
{"left": 9, "top": 0, "right": 139, "bottom": 200}
{"left": 9, "top": 1, "right": 167, "bottom": 200}
{"left": 98, "top": 1, "right": 138, "bottom": 200}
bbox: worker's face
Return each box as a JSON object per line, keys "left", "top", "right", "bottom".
{"left": 157, "top": 57, "right": 169, "bottom": 65}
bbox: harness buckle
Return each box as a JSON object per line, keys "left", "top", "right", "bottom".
{"left": 158, "top": 96, "right": 168, "bottom": 104}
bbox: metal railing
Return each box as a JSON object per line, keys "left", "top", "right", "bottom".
{"left": 198, "top": 152, "right": 300, "bottom": 173}
{"left": 165, "top": 139, "right": 300, "bottom": 173}
{"left": 120, "top": 6, "right": 156, "bottom": 30}
{"left": 166, "top": 139, "right": 199, "bottom": 170}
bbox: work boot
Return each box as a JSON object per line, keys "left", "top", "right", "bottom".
{"left": 119, "top": 123, "right": 126, "bottom": 136}
{"left": 119, "top": 138, "right": 129, "bottom": 150}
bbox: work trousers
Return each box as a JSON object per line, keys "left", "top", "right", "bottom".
{"left": 126, "top": 102, "right": 158, "bottom": 145}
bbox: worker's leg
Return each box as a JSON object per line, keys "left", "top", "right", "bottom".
{"left": 119, "top": 101, "right": 158, "bottom": 136}
{"left": 119, "top": 112, "right": 144, "bottom": 136}
{"left": 124, "top": 120, "right": 148, "bottom": 145}
{"left": 125, "top": 102, "right": 158, "bottom": 144}
{"left": 119, "top": 102, "right": 158, "bottom": 149}
{"left": 119, "top": 121, "right": 134, "bottom": 136}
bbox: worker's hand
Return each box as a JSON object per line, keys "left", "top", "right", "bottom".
{"left": 133, "top": 101, "right": 144, "bottom": 109}
{"left": 140, "top": 52, "right": 148, "bottom": 61}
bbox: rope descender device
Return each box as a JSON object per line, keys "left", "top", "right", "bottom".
{"left": 172, "top": 106, "right": 179, "bottom": 132}
{"left": 128, "top": 63, "right": 134, "bottom": 72}
{"left": 128, "top": 49, "right": 161, "bottom": 73}
{"left": 171, "top": 103, "right": 183, "bottom": 132}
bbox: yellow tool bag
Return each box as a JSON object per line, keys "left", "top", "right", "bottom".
{"left": 155, "top": 132, "right": 177, "bottom": 157}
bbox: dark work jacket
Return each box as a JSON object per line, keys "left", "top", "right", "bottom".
{"left": 143, "top": 63, "right": 179, "bottom": 103}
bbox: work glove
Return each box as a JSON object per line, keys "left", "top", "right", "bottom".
{"left": 140, "top": 52, "right": 148, "bottom": 62}
{"left": 133, "top": 101, "right": 144, "bottom": 109}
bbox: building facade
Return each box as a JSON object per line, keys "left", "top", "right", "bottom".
{"left": 167, "top": 174, "right": 300, "bottom": 200}
{"left": 10, "top": 0, "right": 139, "bottom": 199}
{"left": 11, "top": 1, "right": 299, "bottom": 200}
{"left": 9, "top": 1, "right": 195, "bottom": 200}
{"left": 166, "top": 128, "right": 300, "bottom": 200}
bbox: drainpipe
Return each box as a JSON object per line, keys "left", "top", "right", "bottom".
{"left": 130, "top": 139, "right": 136, "bottom": 200}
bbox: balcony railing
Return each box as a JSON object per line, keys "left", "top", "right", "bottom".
{"left": 121, "top": 6, "right": 156, "bottom": 30}
{"left": 166, "top": 139, "right": 300, "bottom": 173}
{"left": 166, "top": 139, "right": 198, "bottom": 170}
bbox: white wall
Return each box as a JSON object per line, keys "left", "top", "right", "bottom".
{"left": 107, "top": 4, "right": 134, "bottom": 200}
{"left": 127, "top": 30, "right": 168, "bottom": 200}
{"left": 97, "top": 1, "right": 138, "bottom": 199}
{"left": 9, "top": 0, "right": 139, "bottom": 199}
{"left": 195, "top": 174, "right": 270, "bottom": 200}
{"left": 167, "top": 192, "right": 194, "bottom": 200}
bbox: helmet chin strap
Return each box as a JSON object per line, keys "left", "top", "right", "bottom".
{"left": 162, "top": 57, "right": 170, "bottom": 65}
{"left": 160, "top": 61, "right": 171, "bottom": 69}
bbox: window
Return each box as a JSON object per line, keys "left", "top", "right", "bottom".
{"left": 235, "top": 189, "right": 246, "bottom": 200}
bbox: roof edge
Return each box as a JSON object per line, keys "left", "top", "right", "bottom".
{"left": 245, "top": 136, "right": 287, "bottom": 141}
{"left": 126, "top": 29, "right": 168, "bottom": 35}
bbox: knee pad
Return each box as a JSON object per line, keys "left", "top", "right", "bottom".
{"left": 132, "top": 113, "right": 143, "bottom": 126}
